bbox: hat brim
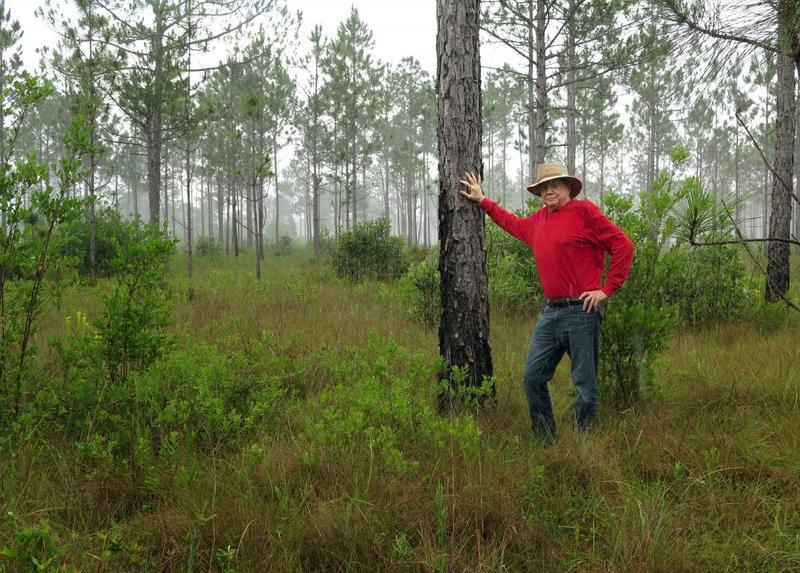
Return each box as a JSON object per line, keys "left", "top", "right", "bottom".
{"left": 527, "top": 175, "right": 583, "bottom": 198}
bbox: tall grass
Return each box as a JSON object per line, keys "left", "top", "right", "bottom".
{"left": 2, "top": 250, "right": 798, "bottom": 572}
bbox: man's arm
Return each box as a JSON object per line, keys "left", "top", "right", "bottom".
{"left": 460, "top": 171, "right": 533, "bottom": 244}
{"left": 585, "top": 201, "right": 634, "bottom": 296}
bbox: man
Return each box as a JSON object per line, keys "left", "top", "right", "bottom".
{"left": 459, "top": 163, "right": 634, "bottom": 440}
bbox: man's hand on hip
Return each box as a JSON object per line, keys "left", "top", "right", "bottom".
{"left": 579, "top": 290, "right": 608, "bottom": 313}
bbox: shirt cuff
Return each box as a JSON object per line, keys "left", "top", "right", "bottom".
{"left": 479, "top": 197, "right": 493, "bottom": 210}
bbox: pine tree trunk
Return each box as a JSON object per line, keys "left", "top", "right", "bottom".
{"left": 566, "top": 0, "right": 577, "bottom": 174}
{"left": 87, "top": 19, "right": 97, "bottom": 282}
{"left": 501, "top": 134, "right": 507, "bottom": 206}
{"left": 162, "top": 146, "right": 169, "bottom": 230}
{"left": 185, "top": 122, "right": 194, "bottom": 301}
{"left": 647, "top": 94, "right": 656, "bottom": 193}
{"left": 133, "top": 178, "right": 139, "bottom": 218}
{"left": 735, "top": 124, "right": 740, "bottom": 230}
{"left": 794, "top": 79, "right": 800, "bottom": 253}
{"left": 207, "top": 169, "right": 212, "bottom": 237}
{"left": 334, "top": 174, "right": 340, "bottom": 238}
{"left": 437, "top": 0, "right": 493, "bottom": 409}
{"left": 217, "top": 171, "right": 224, "bottom": 246}
{"left": 599, "top": 123, "right": 606, "bottom": 207}
{"left": 535, "top": 0, "right": 547, "bottom": 164}
{"left": 200, "top": 171, "right": 205, "bottom": 238}
{"left": 423, "top": 180, "right": 429, "bottom": 247}
{"left": 406, "top": 173, "right": 413, "bottom": 247}
{"left": 0, "top": 55, "right": 5, "bottom": 230}
{"left": 352, "top": 152, "right": 358, "bottom": 229}
{"left": 765, "top": 40, "right": 795, "bottom": 301}
{"left": 763, "top": 88, "right": 770, "bottom": 239}
{"left": 313, "top": 144, "right": 321, "bottom": 257}
{"left": 247, "top": 164, "right": 254, "bottom": 248}
{"left": 383, "top": 154, "right": 391, "bottom": 221}
{"left": 225, "top": 174, "right": 231, "bottom": 255}
{"left": 305, "top": 156, "right": 311, "bottom": 244}
{"left": 527, "top": 0, "right": 536, "bottom": 177}
{"left": 274, "top": 139, "right": 279, "bottom": 244}
{"left": 147, "top": 111, "right": 163, "bottom": 224}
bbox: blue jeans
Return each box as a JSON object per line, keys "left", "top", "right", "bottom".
{"left": 522, "top": 304, "right": 601, "bottom": 440}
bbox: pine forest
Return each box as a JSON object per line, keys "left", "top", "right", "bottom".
{"left": 0, "top": 0, "right": 798, "bottom": 570}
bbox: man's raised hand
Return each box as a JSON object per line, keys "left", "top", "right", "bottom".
{"left": 459, "top": 171, "right": 485, "bottom": 203}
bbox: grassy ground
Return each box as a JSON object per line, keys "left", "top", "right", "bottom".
{"left": 2, "top": 250, "right": 799, "bottom": 572}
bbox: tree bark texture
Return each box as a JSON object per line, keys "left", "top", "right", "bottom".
{"left": 535, "top": 0, "right": 547, "bottom": 164}
{"left": 527, "top": 0, "right": 536, "bottom": 178}
{"left": 766, "top": 19, "right": 796, "bottom": 301}
{"left": 566, "top": 0, "right": 577, "bottom": 174}
{"left": 437, "top": 0, "right": 493, "bottom": 407}
{"left": 147, "top": 110, "right": 163, "bottom": 224}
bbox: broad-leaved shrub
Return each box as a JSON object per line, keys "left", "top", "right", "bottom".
{"left": 331, "top": 217, "right": 408, "bottom": 281}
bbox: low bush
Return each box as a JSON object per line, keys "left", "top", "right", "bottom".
{"left": 398, "top": 248, "right": 440, "bottom": 329}
{"left": 308, "top": 335, "right": 480, "bottom": 474}
{"left": 195, "top": 235, "right": 222, "bottom": 257}
{"left": 57, "top": 208, "right": 146, "bottom": 277}
{"left": 599, "top": 148, "right": 757, "bottom": 404}
{"left": 485, "top": 219, "right": 542, "bottom": 312}
{"left": 273, "top": 235, "right": 293, "bottom": 256}
{"left": 331, "top": 217, "right": 409, "bottom": 282}
{"left": 50, "top": 222, "right": 178, "bottom": 466}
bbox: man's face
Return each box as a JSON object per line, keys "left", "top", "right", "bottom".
{"left": 539, "top": 179, "right": 572, "bottom": 211}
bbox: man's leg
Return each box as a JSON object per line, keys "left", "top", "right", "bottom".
{"left": 522, "top": 308, "right": 563, "bottom": 441}
{"left": 564, "top": 308, "right": 600, "bottom": 432}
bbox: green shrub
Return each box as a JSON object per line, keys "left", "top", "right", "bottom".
{"left": 50, "top": 221, "right": 177, "bottom": 466}
{"left": 57, "top": 208, "right": 143, "bottom": 277}
{"left": 599, "top": 149, "right": 756, "bottom": 404}
{"left": 196, "top": 235, "right": 222, "bottom": 257}
{"left": 398, "top": 248, "right": 440, "bottom": 329}
{"left": 309, "top": 335, "right": 480, "bottom": 473}
{"left": 0, "top": 74, "right": 87, "bottom": 425}
{"left": 1, "top": 518, "right": 63, "bottom": 571}
{"left": 331, "top": 217, "right": 409, "bottom": 281}
{"left": 318, "top": 228, "right": 337, "bottom": 258}
{"left": 406, "top": 244, "right": 432, "bottom": 264}
{"left": 273, "top": 235, "right": 293, "bottom": 256}
{"left": 485, "top": 220, "right": 542, "bottom": 312}
{"left": 599, "top": 181, "right": 677, "bottom": 405}
{"left": 140, "top": 345, "right": 286, "bottom": 450}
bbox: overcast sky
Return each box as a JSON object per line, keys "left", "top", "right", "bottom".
{"left": 7, "top": 0, "right": 449, "bottom": 73}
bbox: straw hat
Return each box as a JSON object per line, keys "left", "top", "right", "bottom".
{"left": 527, "top": 163, "right": 583, "bottom": 198}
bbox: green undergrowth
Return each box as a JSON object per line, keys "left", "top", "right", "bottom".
{"left": 2, "top": 252, "right": 799, "bottom": 572}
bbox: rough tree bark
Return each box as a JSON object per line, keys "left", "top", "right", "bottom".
{"left": 566, "top": 0, "right": 577, "bottom": 174}
{"left": 437, "top": 0, "right": 493, "bottom": 410}
{"left": 766, "top": 45, "right": 795, "bottom": 301}
{"left": 147, "top": 108, "right": 163, "bottom": 224}
{"left": 535, "top": 0, "right": 547, "bottom": 164}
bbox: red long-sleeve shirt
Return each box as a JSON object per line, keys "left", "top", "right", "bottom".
{"left": 480, "top": 197, "right": 634, "bottom": 300}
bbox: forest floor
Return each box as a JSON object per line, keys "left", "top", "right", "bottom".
{"left": 3, "top": 251, "right": 800, "bottom": 572}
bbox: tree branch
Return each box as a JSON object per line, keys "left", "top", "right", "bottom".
{"left": 735, "top": 109, "right": 800, "bottom": 207}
